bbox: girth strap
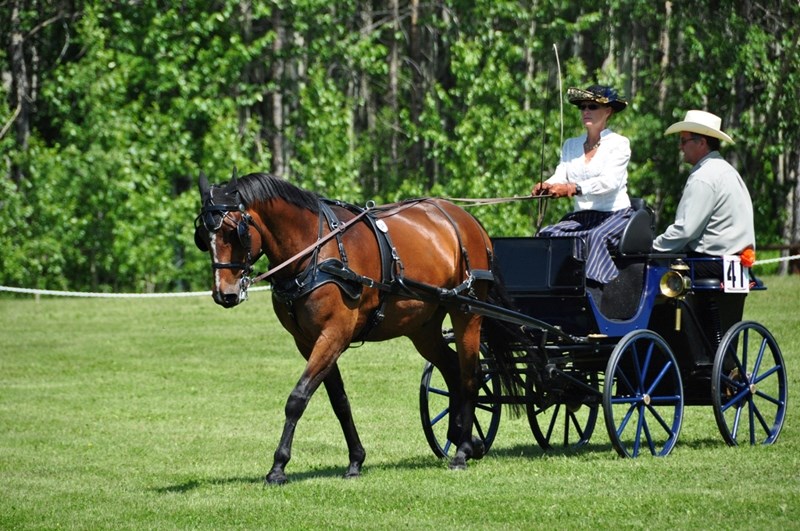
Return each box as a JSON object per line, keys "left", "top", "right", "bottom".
{"left": 272, "top": 258, "right": 363, "bottom": 305}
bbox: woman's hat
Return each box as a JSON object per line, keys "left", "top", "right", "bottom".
{"left": 567, "top": 85, "right": 627, "bottom": 112}
{"left": 664, "top": 110, "right": 734, "bottom": 143}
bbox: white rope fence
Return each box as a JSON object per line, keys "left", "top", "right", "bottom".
{"left": 1, "top": 254, "right": 798, "bottom": 299}
{"left": 750, "top": 255, "right": 800, "bottom": 266}
{"left": 0, "top": 285, "right": 271, "bottom": 298}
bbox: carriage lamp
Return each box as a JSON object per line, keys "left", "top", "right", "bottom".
{"left": 659, "top": 260, "right": 692, "bottom": 331}
{"left": 659, "top": 270, "right": 691, "bottom": 299}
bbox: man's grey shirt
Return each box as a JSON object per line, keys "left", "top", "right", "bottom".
{"left": 653, "top": 151, "right": 755, "bottom": 255}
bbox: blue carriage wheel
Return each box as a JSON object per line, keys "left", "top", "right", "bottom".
{"left": 603, "top": 330, "right": 684, "bottom": 458}
{"left": 526, "top": 372, "right": 599, "bottom": 451}
{"left": 419, "top": 348, "right": 502, "bottom": 460}
{"left": 711, "top": 321, "right": 788, "bottom": 446}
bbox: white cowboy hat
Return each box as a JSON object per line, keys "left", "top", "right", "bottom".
{"left": 664, "top": 110, "right": 734, "bottom": 143}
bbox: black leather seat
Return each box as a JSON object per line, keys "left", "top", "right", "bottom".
{"left": 598, "top": 198, "right": 654, "bottom": 319}
{"left": 618, "top": 199, "right": 655, "bottom": 256}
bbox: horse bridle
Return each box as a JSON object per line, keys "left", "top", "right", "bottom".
{"left": 194, "top": 199, "right": 259, "bottom": 278}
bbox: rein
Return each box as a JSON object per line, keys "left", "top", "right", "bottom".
{"left": 445, "top": 195, "right": 550, "bottom": 207}
{"left": 215, "top": 193, "right": 551, "bottom": 289}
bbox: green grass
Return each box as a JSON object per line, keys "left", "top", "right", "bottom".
{"left": 1, "top": 277, "right": 799, "bottom": 529}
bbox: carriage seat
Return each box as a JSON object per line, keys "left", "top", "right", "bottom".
{"left": 617, "top": 198, "right": 655, "bottom": 256}
{"left": 598, "top": 199, "right": 655, "bottom": 320}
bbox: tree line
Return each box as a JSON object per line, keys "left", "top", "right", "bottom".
{"left": 2, "top": 0, "right": 798, "bottom": 292}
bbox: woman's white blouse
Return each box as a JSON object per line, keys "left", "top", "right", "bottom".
{"left": 545, "top": 128, "right": 631, "bottom": 212}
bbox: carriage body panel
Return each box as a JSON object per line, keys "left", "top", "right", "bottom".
{"left": 492, "top": 236, "right": 678, "bottom": 338}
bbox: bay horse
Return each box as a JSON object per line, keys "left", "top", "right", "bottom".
{"left": 194, "top": 170, "right": 522, "bottom": 485}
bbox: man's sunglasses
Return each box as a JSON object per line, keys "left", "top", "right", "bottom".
{"left": 680, "top": 136, "right": 701, "bottom": 146}
{"left": 578, "top": 103, "right": 601, "bottom": 111}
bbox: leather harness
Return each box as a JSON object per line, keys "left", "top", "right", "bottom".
{"left": 269, "top": 198, "right": 493, "bottom": 342}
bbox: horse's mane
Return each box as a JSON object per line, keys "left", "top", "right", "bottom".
{"left": 236, "top": 172, "right": 321, "bottom": 214}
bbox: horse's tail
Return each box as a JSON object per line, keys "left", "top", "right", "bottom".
{"left": 481, "top": 265, "right": 530, "bottom": 418}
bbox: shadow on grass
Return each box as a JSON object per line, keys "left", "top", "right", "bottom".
{"left": 154, "top": 462, "right": 408, "bottom": 492}
{"left": 488, "top": 441, "right": 615, "bottom": 459}
{"left": 154, "top": 453, "right": 470, "bottom": 492}
{"left": 490, "top": 435, "right": 734, "bottom": 459}
{"left": 155, "top": 436, "right": 731, "bottom": 493}
{"left": 155, "top": 476, "right": 264, "bottom": 493}
{"left": 673, "top": 436, "right": 734, "bottom": 451}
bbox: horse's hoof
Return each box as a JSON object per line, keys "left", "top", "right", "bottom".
{"left": 343, "top": 464, "right": 362, "bottom": 479}
{"left": 265, "top": 471, "right": 288, "bottom": 486}
{"left": 448, "top": 457, "right": 468, "bottom": 470}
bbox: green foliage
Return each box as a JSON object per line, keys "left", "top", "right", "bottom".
{"left": 1, "top": 1, "right": 798, "bottom": 291}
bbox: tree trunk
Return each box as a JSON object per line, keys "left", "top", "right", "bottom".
{"left": 238, "top": 2, "right": 254, "bottom": 144}
{"left": 360, "top": 1, "right": 378, "bottom": 194}
{"left": 9, "top": 0, "right": 30, "bottom": 184}
{"left": 523, "top": 1, "right": 538, "bottom": 113}
{"left": 657, "top": 2, "right": 672, "bottom": 114}
{"left": 389, "top": 0, "right": 400, "bottom": 175}
{"left": 409, "top": 0, "right": 424, "bottom": 186}
{"left": 270, "top": 7, "right": 286, "bottom": 178}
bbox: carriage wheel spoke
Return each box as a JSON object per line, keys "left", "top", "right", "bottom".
{"left": 748, "top": 398, "right": 757, "bottom": 445}
{"left": 751, "top": 336, "right": 767, "bottom": 378}
{"left": 752, "top": 403, "right": 771, "bottom": 439}
{"left": 753, "top": 364, "right": 781, "bottom": 385}
{"left": 476, "top": 402, "right": 495, "bottom": 413}
{"left": 474, "top": 416, "right": 487, "bottom": 440}
{"left": 546, "top": 404, "right": 561, "bottom": 441}
{"left": 730, "top": 404, "right": 743, "bottom": 439}
{"left": 645, "top": 361, "right": 674, "bottom": 397}
{"left": 430, "top": 407, "right": 449, "bottom": 427}
{"left": 641, "top": 409, "right": 656, "bottom": 455}
{"left": 754, "top": 388, "right": 783, "bottom": 407}
{"left": 567, "top": 411, "right": 586, "bottom": 442}
{"left": 615, "top": 369, "right": 637, "bottom": 396}
{"left": 636, "top": 343, "right": 652, "bottom": 388}
{"left": 631, "top": 406, "right": 645, "bottom": 457}
{"left": 616, "top": 402, "right": 637, "bottom": 435}
{"left": 429, "top": 386, "right": 449, "bottom": 397}
{"left": 442, "top": 439, "right": 453, "bottom": 454}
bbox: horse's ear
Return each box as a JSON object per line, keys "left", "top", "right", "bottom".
{"left": 230, "top": 166, "right": 239, "bottom": 189}
{"left": 198, "top": 172, "right": 210, "bottom": 197}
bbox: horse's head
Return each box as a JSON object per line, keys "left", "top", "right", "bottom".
{"left": 194, "top": 170, "right": 261, "bottom": 308}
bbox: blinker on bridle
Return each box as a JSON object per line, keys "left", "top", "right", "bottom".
{"left": 195, "top": 192, "right": 257, "bottom": 277}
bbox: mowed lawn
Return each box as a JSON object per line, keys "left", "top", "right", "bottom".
{"left": 1, "top": 276, "right": 799, "bottom": 529}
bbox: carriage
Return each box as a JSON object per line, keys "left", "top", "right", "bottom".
{"left": 419, "top": 200, "right": 787, "bottom": 459}
{"left": 195, "top": 171, "right": 787, "bottom": 483}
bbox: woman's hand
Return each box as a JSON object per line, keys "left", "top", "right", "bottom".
{"left": 546, "top": 183, "right": 578, "bottom": 198}
{"left": 531, "top": 182, "right": 551, "bottom": 196}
